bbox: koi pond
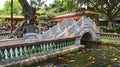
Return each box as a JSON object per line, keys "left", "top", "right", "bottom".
{"left": 34, "top": 43, "right": 120, "bottom": 67}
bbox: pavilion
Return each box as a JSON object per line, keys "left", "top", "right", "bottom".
{"left": 52, "top": 10, "right": 100, "bottom": 25}
{"left": 0, "top": 12, "right": 40, "bottom": 31}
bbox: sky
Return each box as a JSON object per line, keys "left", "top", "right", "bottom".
{"left": 0, "top": 0, "right": 6, "bottom": 8}
{"left": 0, "top": 0, "right": 54, "bottom": 9}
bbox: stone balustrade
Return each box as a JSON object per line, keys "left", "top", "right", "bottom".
{"left": 99, "top": 33, "right": 120, "bottom": 41}
{"left": 0, "top": 33, "right": 10, "bottom": 40}
{"left": 0, "top": 36, "right": 80, "bottom": 64}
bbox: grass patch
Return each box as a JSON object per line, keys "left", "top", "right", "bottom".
{"left": 91, "top": 39, "right": 120, "bottom": 47}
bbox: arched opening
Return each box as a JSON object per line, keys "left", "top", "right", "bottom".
{"left": 81, "top": 32, "right": 93, "bottom": 46}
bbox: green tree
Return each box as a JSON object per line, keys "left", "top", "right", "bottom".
{"left": 49, "top": 0, "right": 66, "bottom": 12}
{"left": 8, "top": 0, "right": 46, "bottom": 38}
{"left": 0, "top": 1, "right": 11, "bottom": 15}
{"left": 78, "top": 0, "right": 120, "bottom": 30}
{"left": 98, "top": 0, "right": 120, "bottom": 30}
{"left": 18, "top": 0, "right": 46, "bottom": 22}
{"left": 13, "top": 0, "right": 22, "bottom": 15}
{"left": 0, "top": 0, "right": 21, "bottom": 15}
{"left": 38, "top": 0, "right": 67, "bottom": 21}
{"left": 63, "top": 0, "right": 77, "bottom": 12}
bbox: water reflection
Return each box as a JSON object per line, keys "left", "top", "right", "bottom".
{"left": 34, "top": 43, "right": 120, "bottom": 67}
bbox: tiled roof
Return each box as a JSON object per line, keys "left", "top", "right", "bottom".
{"left": 0, "top": 15, "right": 24, "bottom": 19}
{"left": 54, "top": 12, "right": 86, "bottom": 19}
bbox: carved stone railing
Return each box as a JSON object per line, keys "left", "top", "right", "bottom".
{"left": 99, "top": 33, "right": 120, "bottom": 41}
{"left": 56, "top": 18, "right": 83, "bottom": 38}
{"left": 40, "top": 16, "right": 98, "bottom": 41}
{"left": 0, "top": 36, "right": 80, "bottom": 64}
{"left": 0, "top": 33, "right": 10, "bottom": 40}
{"left": 40, "top": 18, "right": 75, "bottom": 40}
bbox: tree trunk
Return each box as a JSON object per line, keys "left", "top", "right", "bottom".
{"left": 18, "top": 0, "right": 36, "bottom": 22}
{"left": 107, "top": 14, "right": 113, "bottom": 30}
{"left": 9, "top": 0, "right": 36, "bottom": 38}
{"left": 108, "top": 21, "right": 112, "bottom": 30}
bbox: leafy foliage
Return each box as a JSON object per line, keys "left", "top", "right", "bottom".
{"left": 99, "top": 26, "right": 107, "bottom": 32}
{"left": 78, "top": 0, "right": 120, "bottom": 30}
{"left": 0, "top": 19, "right": 5, "bottom": 25}
{"left": 63, "top": 0, "right": 76, "bottom": 12}
{"left": 115, "top": 25, "right": 120, "bottom": 34}
{"left": 0, "top": 0, "right": 21, "bottom": 15}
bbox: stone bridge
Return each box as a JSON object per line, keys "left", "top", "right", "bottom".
{"left": 0, "top": 16, "right": 100, "bottom": 67}
{"left": 37, "top": 16, "right": 99, "bottom": 43}
{"left": 20, "top": 16, "right": 99, "bottom": 45}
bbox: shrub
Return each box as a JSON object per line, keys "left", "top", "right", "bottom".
{"left": 115, "top": 25, "right": 120, "bottom": 34}
{"left": 99, "top": 26, "right": 107, "bottom": 32}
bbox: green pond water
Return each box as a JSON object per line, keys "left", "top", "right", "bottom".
{"left": 34, "top": 44, "right": 120, "bottom": 67}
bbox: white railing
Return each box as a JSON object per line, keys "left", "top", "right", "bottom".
{"left": 40, "top": 16, "right": 98, "bottom": 40}
{"left": 40, "top": 18, "right": 75, "bottom": 39}
{"left": 99, "top": 33, "right": 120, "bottom": 41}
{"left": 0, "top": 33, "right": 10, "bottom": 40}
{"left": 0, "top": 16, "right": 99, "bottom": 42}
{"left": 56, "top": 18, "right": 75, "bottom": 37}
